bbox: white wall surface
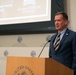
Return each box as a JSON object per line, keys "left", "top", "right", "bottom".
{"left": 0, "top": 34, "right": 53, "bottom": 47}
{"left": 65, "top": 0, "right": 76, "bottom": 31}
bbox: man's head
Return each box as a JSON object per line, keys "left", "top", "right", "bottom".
{"left": 54, "top": 12, "right": 68, "bottom": 31}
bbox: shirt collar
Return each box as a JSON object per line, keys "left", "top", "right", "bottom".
{"left": 58, "top": 28, "right": 67, "bottom": 34}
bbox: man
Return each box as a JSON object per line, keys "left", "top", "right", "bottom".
{"left": 49, "top": 12, "right": 76, "bottom": 72}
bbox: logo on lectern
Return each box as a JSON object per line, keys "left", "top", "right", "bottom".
{"left": 13, "top": 65, "right": 34, "bottom": 75}
{"left": 18, "top": 70, "right": 26, "bottom": 75}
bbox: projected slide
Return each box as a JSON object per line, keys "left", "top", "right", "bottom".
{"left": 0, "top": 0, "right": 51, "bottom": 25}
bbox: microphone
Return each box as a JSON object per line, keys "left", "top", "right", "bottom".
{"left": 38, "top": 36, "right": 51, "bottom": 57}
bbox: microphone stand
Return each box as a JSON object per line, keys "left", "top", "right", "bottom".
{"left": 38, "top": 40, "right": 50, "bottom": 57}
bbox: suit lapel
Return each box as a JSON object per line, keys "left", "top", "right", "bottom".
{"left": 59, "top": 29, "right": 70, "bottom": 50}
{"left": 51, "top": 29, "right": 70, "bottom": 53}
{"left": 53, "top": 29, "right": 70, "bottom": 53}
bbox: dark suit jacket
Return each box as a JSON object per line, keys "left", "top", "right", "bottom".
{"left": 49, "top": 28, "right": 76, "bottom": 71}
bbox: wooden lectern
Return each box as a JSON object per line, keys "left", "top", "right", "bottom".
{"left": 6, "top": 56, "right": 74, "bottom": 75}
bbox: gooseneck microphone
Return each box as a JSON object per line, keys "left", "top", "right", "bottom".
{"left": 38, "top": 39, "right": 51, "bottom": 57}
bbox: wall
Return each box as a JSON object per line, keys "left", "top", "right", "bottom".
{"left": 0, "top": 33, "right": 54, "bottom": 47}
{"left": 64, "top": 0, "right": 76, "bottom": 31}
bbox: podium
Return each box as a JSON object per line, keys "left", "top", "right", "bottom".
{"left": 6, "top": 56, "right": 74, "bottom": 75}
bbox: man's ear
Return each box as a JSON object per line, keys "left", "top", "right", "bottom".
{"left": 65, "top": 20, "right": 68, "bottom": 25}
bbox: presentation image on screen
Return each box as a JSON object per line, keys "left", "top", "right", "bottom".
{"left": 0, "top": 0, "right": 51, "bottom": 25}
{"left": 0, "top": 0, "right": 64, "bottom": 35}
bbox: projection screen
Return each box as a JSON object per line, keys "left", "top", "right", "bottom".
{"left": 0, "top": 0, "right": 64, "bottom": 35}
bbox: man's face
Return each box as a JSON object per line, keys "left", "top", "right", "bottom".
{"left": 54, "top": 14, "right": 68, "bottom": 31}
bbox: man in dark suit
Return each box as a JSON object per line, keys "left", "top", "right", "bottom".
{"left": 49, "top": 12, "right": 76, "bottom": 73}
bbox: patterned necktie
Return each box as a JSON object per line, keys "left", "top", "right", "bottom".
{"left": 54, "top": 33, "right": 61, "bottom": 51}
